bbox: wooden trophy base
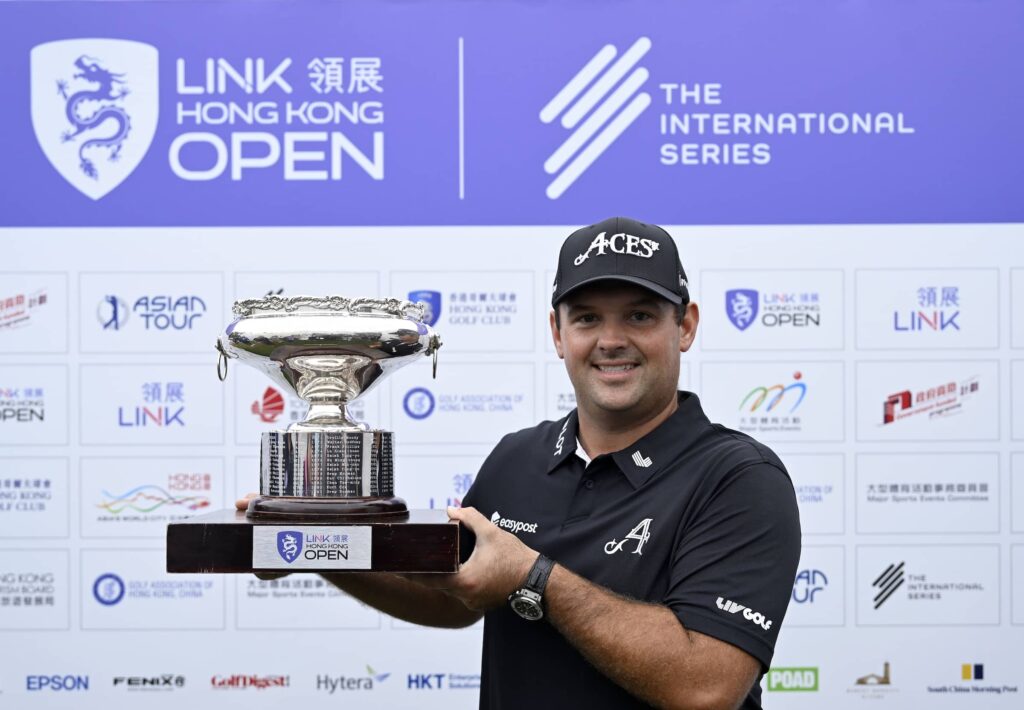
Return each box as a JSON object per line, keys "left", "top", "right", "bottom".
{"left": 166, "top": 507, "right": 459, "bottom": 574}
{"left": 246, "top": 495, "right": 410, "bottom": 521}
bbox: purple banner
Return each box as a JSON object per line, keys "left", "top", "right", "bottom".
{"left": 1, "top": 0, "right": 1020, "bottom": 226}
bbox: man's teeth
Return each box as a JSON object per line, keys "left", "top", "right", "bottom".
{"left": 598, "top": 364, "right": 635, "bottom": 372}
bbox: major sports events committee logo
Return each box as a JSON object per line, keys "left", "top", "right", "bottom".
{"left": 540, "top": 38, "right": 652, "bottom": 199}
{"left": 31, "top": 39, "right": 159, "bottom": 200}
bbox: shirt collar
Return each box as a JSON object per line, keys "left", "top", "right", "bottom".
{"left": 547, "top": 392, "right": 711, "bottom": 489}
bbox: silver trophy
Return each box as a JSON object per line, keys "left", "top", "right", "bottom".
{"left": 216, "top": 295, "right": 441, "bottom": 520}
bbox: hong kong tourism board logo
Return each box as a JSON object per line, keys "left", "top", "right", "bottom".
{"left": 31, "top": 39, "right": 159, "bottom": 200}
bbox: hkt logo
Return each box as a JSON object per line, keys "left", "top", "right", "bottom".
{"left": 792, "top": 568, "right": 828, "bottom": 604}
{"left": 871, "top": 561, "right": 905, "bottom": 609}
{"left": 403, "top": 387, "right": 435, "bottom": 420}
{"left": 893, "top": 286, "right": 960, "bottom": 332}
{"left": 740, "top": 372, "right": 807, "bottom": 413}
{"left": 767, "top": 667, "right": 819, "bottom": 692}
{"left": 97, "top": 295, "right": 207, "bottom": 331}
{"left": 30, "top": 39, "right": 159, "bottom": 200}
{"left": 26, "top": 675, "right": 90, "bottom": 692}
{"left": 882, "top": 376, "right": 979, "bottom": 425}
{"left": 118, "top": 381, "right": 186, "bottom": 428}
{"left": 715, "top": 596, "right": 773, "bottom": 631}
{"left": 252, "top": 386, "right": 285, "bottom": 423}
{"left": 408, "top": 290, "right": 441, "bottom": 327}
{"left": 93, "top": 572, "right": 126, "bottom": 606}
{"left": 540, "top": 38, "right": 652, "bottom": 199}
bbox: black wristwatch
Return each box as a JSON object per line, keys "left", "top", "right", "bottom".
{"left": 508, "top": 554, "right": 555, "bottom": 621}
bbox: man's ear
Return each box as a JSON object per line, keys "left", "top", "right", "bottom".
{"left": 550, "top": 310, "right": 564, "bottom": 359}
{"left": 679, "top": 301, "right": 699, "bottom": 353}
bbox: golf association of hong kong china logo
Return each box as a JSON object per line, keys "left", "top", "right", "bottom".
{"left": 540, "top": 38, "right": 652, "bottom": 199}
{"left": 31, "top": 38, "right": 159, "bottom": 200}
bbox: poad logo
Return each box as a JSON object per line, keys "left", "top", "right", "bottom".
{"left": 31, "top": 39, "right": 159, "bottom": 200}
{"left": 277, "top": 531, "right": 302, "bottom": 563}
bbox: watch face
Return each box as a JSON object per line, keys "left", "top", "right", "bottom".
{"left": 511, "top": 595, "right": 543, "bottom": 621}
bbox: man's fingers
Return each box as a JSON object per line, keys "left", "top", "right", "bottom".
{"left": 235, "top": 493, "right": 258, "bottom": 511}
{"left": 447, "top": 505, "right": 492, "bottom": 534}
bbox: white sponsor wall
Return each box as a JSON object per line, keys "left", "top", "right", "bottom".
{"left": 1, "top": 224, "right": 1022, "bottom": 707}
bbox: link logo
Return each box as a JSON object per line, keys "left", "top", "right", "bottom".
{"left": 539, "top": 38, "right": 652, "bottom": 199}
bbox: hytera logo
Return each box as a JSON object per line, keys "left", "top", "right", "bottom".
{"left": 767, "top": 667, "right": 819, "bottom": 692}
{"left": 489, "top": 510, "right": 538, "bottom": 534}
{"left": 30, "top": 39, "right": 159, "bottom": 200}
{"left": 403, "top": 387, "right": 435, "bottom": 420}
{"left": 26, "top": 675, "right": 90, "bottom": 692}
{"left": 539, "top": 38, "right": 652, "bottom": 199}
{"left": 715, "top": 597, "right": 773, "bottom": 631}
{"left": 573, "top": 231, "right": 659, "bottom": 266}
{"left": 316, "top": 666, "right": 389, "bottom": 693}
{"left": 93, "top": 573, "right": 125, "bottom": 606}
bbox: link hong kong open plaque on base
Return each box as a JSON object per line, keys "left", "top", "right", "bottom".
{"left": 165, "top": 295, "right": 460, "bottom": 574}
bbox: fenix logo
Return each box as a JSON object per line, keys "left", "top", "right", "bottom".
{"left": 490, "top": 510, "right": 538, "bottom": 534}
{"left": 716, "top": 596, "right": 773, "bottom": 631}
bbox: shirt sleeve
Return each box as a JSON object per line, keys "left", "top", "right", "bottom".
{"left": 663, "top": 462, "right": 801, "bottom": 670}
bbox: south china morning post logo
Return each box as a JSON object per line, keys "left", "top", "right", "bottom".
{"left": 31, "top": 39, "right": 159, "bottom": 200}
{"left": 726, "top": 289, "right": 821, "bottom": 332}
{"left": 927, "top": 664, "right": 1019, "bottom": 696}
{"left": 97, "top": 295, "right": 207, "bottom": 331}
{"left": 540, "top": 38, "right": 914, "bottom": 198}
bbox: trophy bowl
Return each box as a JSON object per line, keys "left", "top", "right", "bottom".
{"left": 217, "top": 295, "right": 441, "bottom": 521}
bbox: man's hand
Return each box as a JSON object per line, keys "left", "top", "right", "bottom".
{"left": 417, "top": 506, "right": 537, "bottom": 611}
{"left": 236, "top": 493, "right": 257, "bottom": 511}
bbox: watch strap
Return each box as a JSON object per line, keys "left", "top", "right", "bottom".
{"left": 523, "top": 554, "right": 555, "bottom": 597}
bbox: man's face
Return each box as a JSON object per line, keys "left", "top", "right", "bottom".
{"left": 550, "top": 282, "right": 698, "bottom": 421}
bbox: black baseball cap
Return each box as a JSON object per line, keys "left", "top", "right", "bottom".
{"left": 551, "top": 217, "right": 690, "bottom": 307}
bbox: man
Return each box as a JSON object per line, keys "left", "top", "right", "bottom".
{"left": 239, "top": 217, "right": 801, "bottom": 709}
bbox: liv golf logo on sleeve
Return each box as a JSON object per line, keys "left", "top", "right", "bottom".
{"left": 31, "top": 39, "right": 159, "bottom": 200}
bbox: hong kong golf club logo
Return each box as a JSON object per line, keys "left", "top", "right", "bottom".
{"left": 31, "top": 39, "right": 159, "bottom": 200}
{"left": 540, "top": 38, "right": 652, "bottom": 199}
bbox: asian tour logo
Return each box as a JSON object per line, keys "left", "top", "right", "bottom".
{"left": 31, "top": 39, "right": 159, "bottom": 200}
{"left": 277, "top": 531, "right": 303, "bottom": 564}
{"left": 540, "top": 38, "right": 652, "bottom": 199}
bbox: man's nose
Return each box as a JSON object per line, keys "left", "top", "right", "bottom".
{"left": 595, "top": 319, "right": 629, "bottom": 351}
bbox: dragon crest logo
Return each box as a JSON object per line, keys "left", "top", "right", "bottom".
{"left": 31, "top": 39, "right": 159, "bottom": 200}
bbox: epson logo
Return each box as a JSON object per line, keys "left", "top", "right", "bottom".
{"left": 715, "top": 596, "right": 773, "bottom": 631}
{"left": 489, "top": 510, "right": 538, "bottom": 535}
{"left": 26, "top": 675, "right": 89, "bottom": 691}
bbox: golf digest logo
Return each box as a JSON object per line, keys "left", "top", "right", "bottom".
{"left": 489, "top": 510, "right": 538, "bottom": 534}
{"left": 715, "top": 596, "right": 773, "bottom": 631}
{"left": 30, "top": 39, "right": 159, "bottom": 200}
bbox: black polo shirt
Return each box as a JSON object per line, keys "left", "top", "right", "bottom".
{"left": 460, "top": 391, "right": 801, "bottom": 710}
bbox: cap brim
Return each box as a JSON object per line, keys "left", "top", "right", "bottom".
{"left": 553, "top": 275, "right": 683, "bottom": 306}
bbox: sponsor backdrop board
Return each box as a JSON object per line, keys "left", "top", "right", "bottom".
{"left": 1, "top": 0, "right": 1022, "bottom": 707}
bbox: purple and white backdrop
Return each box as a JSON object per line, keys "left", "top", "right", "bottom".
{"left": 1, "top": 0, "right": 1022, "bottom": 707}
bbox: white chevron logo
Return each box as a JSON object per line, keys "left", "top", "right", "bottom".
{"left": 539, "top": 37, "right": 652, "bottom": 199}
{"left": 631, "top": 450, "right": 652, "bottom": 468}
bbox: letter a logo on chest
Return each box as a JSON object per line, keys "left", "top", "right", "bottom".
{"left": 604, "top": 517, "right": 653, "bottom": 556}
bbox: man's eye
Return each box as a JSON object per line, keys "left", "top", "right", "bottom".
{"left": 630, "top": 311, "right": 653, "bottom": 322}
{"left": 576, "top": 313, "right": 599, "bottom": 323}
